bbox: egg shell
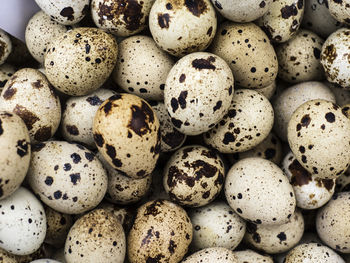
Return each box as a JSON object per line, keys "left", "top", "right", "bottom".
{"left": 29, "top": 260, "right": 61, "bottom": 263}
{"left": 335, "top": 166, "right": 350, "bottom": 192}
{"left": 0, "top": 64, "right": 15, "bottom": 92}
{"left": 164, "top": 52, "right": 234, "bottom": 135}
{"left": 182, "top": 247, "right": 238, "bottom": 263}
{"left": 255, "top": 80, "right": 276, "bottom": 100}
{"left": 0, "top": 248, "right": 17, "bottom": 263}
{"left": 326, "top": 82, "right": 350, "bottom": 106}
{"left": 127, "top": 199, "right": 192, "bottom": 263}
{"left": 0, "top": 29, "right": 12, "bottom": 66}
{"left": 149, "top": 0, "right": 217, "bottom": 57}
{"left": 233, "top": 249, "right": 273, "bottom": 263}
{"left": 64, "top": 208, "right": 126, "bottom": 263}
{"left": 0, "top": 68, "right": 61, "bottom": 142}
{"left": 225, "top": 157, "right": 296, "bottom": 225}
{"left": 328, "top": 0, "right": 350, "bottom": 24}
{"left": 93, "top": 93, "right": 160, "bottom": 179}
{"left": 44, "top": 27, "right": 118, "bottom": 96}
{"left": 113, "top": 35, "right": 174, "bottom": 101}
{"left": 27, "top": 141, "right": 108, "bottom": 214}
{"left": 287, "top": 99, "right": 350, "bottom": 179}
{"left": 0, "top": 187, "right": 46, "bottom": 256}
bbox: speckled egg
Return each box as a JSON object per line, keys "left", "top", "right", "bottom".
{"left": 0, "top": 64, "right": 15, "bottom": 92}
{"left": 188, "top": 201, "right": 246, "bottom": 251}
{"left": 233, "top": 249, "right": 273, "bottom": 263}
{"left": 149, "top": 0, "right": 217, "bottom": 57}
{"left": 273, "top": 81, "right": 336, "bottom": 141}
{"left": 211, "top": 22, "right": 278, "bottom": 89}
{"left": 64, "top": 208, "right": 126, "bottom": 263}
{"left": 321, "top": 28, "right": 350, "bottom": 89}
{"left": 328, "top": 0, "right": 350, "bottom": 24}
{"left": 225, "top": 157, "right": 296, "bottom": 225}
{"left": 0, "top": 248, "right": 17, "bottom": 263}
{"left": 91, "top": 0, "right": 154, "bottom": 36}
{"left": 0, "top": 68, "right": 61, "bottom": 142}
{"left": 287, "top": 99, "right": 350, "bottom": 179}
{"left": 34, "top": 0, "right": 89, "bottom": 25}
{"left": 285, "top": 243, "right": 345, "bottom": 262}
{"left": 0, "top": 187, "right": 46, "bottom": 255}
{"left": 182, "top": 247, "right": 238, "bottom": 263}
{"left": 204, "top": 89, "right": 274, "bottom": 153}
{"left": 163, "top": 145, "right": 225, "bottom": 207}
{"left": 164, "top": 52, "right": 234, "bottom": 135}
{"left": 44, "top": 27, "right": 118, "bottom": 96}
{"left": 0, "top": 29, "right": 12, "bottom": 66}
{"left": 0, "top": 111, "right": 30, "bottom": 200}
{"left": 61, "top": 88, "right": 116, "bottom": 148}
{"left": 27, "top": 141, "right": 108, "bottom": 214}
{"left": 127, "top": 199, "right": 192, "bottom": 262}
{"left": 93, "top": 93, "right": 160, "bottom": 179}
{"left": 276, "top": 29, "right": 325, "bottom": 83}
{"left": 113, "top": 35, "right": 174, "bottom": 101}
{"left": 256, "top": 80, "right": 276, "bottom": 100}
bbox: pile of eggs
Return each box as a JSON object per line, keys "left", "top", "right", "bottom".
{"left": 1, "top": 0, "right": 350, "bottom": 262}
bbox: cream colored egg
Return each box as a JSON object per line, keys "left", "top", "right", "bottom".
{"left": 328, "top": 0, "right": 350, "bottom": 24}
{"left": 182, "top": 247, "right": 238, "bottom": 263}
{"left": 233, "top": 249, "right": 273, "bottom": 263}
{"left": 0, "top": 29, "right": 12, "bottom": 66}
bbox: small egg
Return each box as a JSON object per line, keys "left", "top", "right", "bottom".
{"left": 233, "top": 249, "right": 274, "bottom": 263}
{"left": 256, "top": 80, "right": 276, "bottom": 100}
{"left": 182, "top": 247, "right": 238, "bottom": 263}
{"left": 328, "top": 0, "right": 350, "bottom": 24}
{"left": 0, "top": 63, "right": 15, "bottom": 92}
{"left": 0, "top": 29, "right": 12, "bottom": 66}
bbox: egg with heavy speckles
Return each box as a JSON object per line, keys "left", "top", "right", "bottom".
{"left": 127, "top": 199, "right": 192, "bottom": 262}
{"left": 0, "top": 68, "right": 61, "bottom": 143}
{"left": 287, "top": 99, "right": 350, "bottom": 179}
{"left": 149, "top": 0, "right": 217, "bottom": 57}
{"left": 182, "top": 247, "right": 238, "bottom": 263}
{"left": 204, "top": 89, "right": 274, "bottom": 153}
{"left": 233, "top": 249, "right": 273, "bottom": 263}
{"left": 328, "top": 0, "right": 350, "bottom": 24}
{"left": 27, "top": 141, "right": 108, "bottom": 214}
{"left": 0, "top": 64, "right": 15, "bottom": 92}
{"left": 225, "top": 157, "right": 296, "bottom": 225}
{"left": 0, "top": 29, "right": 12, "bottom": 66}
{"left": 163, "top": 145, "right": 225, "bottom": 207}
{"left": 164, "top": 52, "right": 234, "bottom": 135}
{"left": 45, "top": 27, "right": 118, "bottom": 96}
{"left": 93, "top": 93, "right": 160, "bottom": 179}
{"left": 0, "top": 187, "right": 46, "bottom": 256}
{"left": 65, "top": 209, "right": 126, "bottom": 263}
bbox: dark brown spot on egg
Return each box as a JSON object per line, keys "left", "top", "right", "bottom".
{"left": 277, "top": 232, "right": 287, "bottom": 243}
{"left": 144, "top": 199, "right": 164, "bottom": 216}
{"left": 128, "top": 101, "right": 155, "bottom": 136}
{"left": 207, "top": 26, "right": 213, "bottom": 36}
{"left": 192, "top": 56, "right": 216, "bottom": 70}
{"left": 322, "top": 179, "right": 335, "bottom": 191}
{"left": 223, "top": 132, "right": 235, "bottom": 145}
{"left": 3, "top": 86, "right": 17, "bottom": 100}
{"left": 66, "top": 125, "right": 79, "bottom": 135}
{"left": 171, "top": 98, "right": 179, "bottom": 113}
{"left": 179, "top": 74, "right": 186, "bottom": 83}
{"left": 45, "top": 176, "right": 53, "bottom": 186}
{"left": 185, "top": 0, "right": 207, "bottom": 17}
{"left": 16, "top": 139, "right": 29, "bottom": 157}
{"left": 322, "top": 44, "right": 337, "bottom": 63}
{"left": 103, "top": 101, "right": 113, "bottom": 115}
{"left": 313, "top": 47, "right": 321, "bottom": 59}
{"left": 70, "top": 173, "right": 81, "bottom": 185}
{"left": 60, "top": 7, "right": 75, "bottom": 21}
{"left": 166, "top": 3, "right": 172, "bottom": 9}
{"left": 167, "top": 166, "right": 194, "bottom": 187}
{"left": 281, "top": 4, "right": 298, "bottom": 19}
{"left": 158, "top": 13, "right": 170, "bottom": 28}
{"left": 178, "top": 91, "right": 187, "bottom": 109}
{"left": 325, "top": 112, "right": 335, "bottom": 123}
{"left": 86, "top": 95, "right": 103, "bottom": 106}
{"left": 246, "top": 222, "right": 261, "bottom": 243}
{"left": 34, "top": 126, "right": 51, "bottom": 141}
{"left": 259, "top": 1, "right": 266, "bottom": 7}
{"left": 94, "top": 133, "right": 104, "bottom": 147}
{"left": 168, "top": 240, "right": 177, "bottom": 254}
{"left": 162, "top": 130, "right": 186, "bottom": 148}
{"left": 289, "top": 159, "right": 312, "bottom": 186}
{"left": 213, "top": 101, "right": 222, "bottom": 112}
{"left": 31, "top": 80, "right": 43, "bottom": 89}
{"left": 171, "top": 118, "right": 183, "bottom": 128}
{"left": 71, "top": 153, "right": 81, "bottom": 164}
{"left": 300, "top": 114, "right": 311, "bottom": 128}
{"left": 106, "top": 144, "right": 116, "bottom": 159}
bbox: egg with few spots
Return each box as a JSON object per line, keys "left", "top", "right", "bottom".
{"left": 0, "top": 187, "right": 46, "bottom": 255}
{"left": 255, "top": 80, "right": 276, "bottom": 100}
{"left": 65, "top": 208, "right": 126, "bottom": 263}
{"left": 182, "top": 247, "right": 238, "bottom": 263}
{"left": 0, "top": 68, "right": 61, "bottom": 142}
{"left": 233, "top": 249, "right": 273, "bottom": 263}
{"left": 0, "top": 64, "right": 15, "bottom": 92}
{"left": 204, "top": 89, "right": 274, "bottom": 153}
{"left": 328, "top": 0, "right": 350, "bottom": 24}
{"left": 225, "top": 157, "right": 296, "bottom": 225}
{"left": 0, "top": 29, "right": 12, "bottom": 66}
{"left": 149, "top": 0, "right": 217, "bottom": 57}
{"left": 287, "top": 99, "right": 350, "bottom": 179}
{"left": 45, "top": 27, "right": 118, "bottom": 96}
{"left": 127, "top": 199, "right": 193, "bottom": 262}
{"left": 164, "top": 52, "right": 234, "bottom": 135}
{"left": 27, "top": 141, "right": 108, "bottom": 214}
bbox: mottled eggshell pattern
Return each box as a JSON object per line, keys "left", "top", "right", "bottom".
{"left": 113, "top": 35, "right": 174, "bottom": 101}
{"left": 0, "top": 68, "right": 61, "bottom": 142}
{"left": 61, "top": 88, "right": 116, "bottom": 148}
{"left": 282, "top": 151, "right": 335, "bottom": 209}
{"left": 320, "top": 28, "right": 350, "bottom": 88}
{"left": 225, "top": 157, "right": 296, "bottom": 225}
{"left": 233, "top": 249, "right": 273, "bottom": 263}
{"left": 34, "top": 0, "right": 89, "bottom": 25}
{"left": 211, "top": 22, "right": 278, "bottom": 89}
{"left": 65, "top": 209, "right": 126, "bottom": 263}
{"left": 182, "top": 247, "right": 238, "bottom": 263}
{"left": 0, "top": 29, "right": 12, "bottom": 66}
{"left": 0, "top": 64, "right": 15, "bottom": 92}
{"left": 164, "top": 52, "right": 234, "bottom": 135}
{"left": 287, "top": 99, "right": 350, "bottom": 179}
{"left": 328, "top": 0, "right": 350, "bottom": 24}
{"left": 27, "top": 141, "right": 108, "bottom": 214}
{"left": 0, "top": 111, "right": 30, "bottom": 200}
{"left": 163, "top": 145, "right": 225, "bottom": 207}
{"left": 149, "top": 0, "right": 217, "bottom": 57}
{"left": 276, "top": 29, "right": 324, "bottom": 83}
{"left": 93, "top": 93, "right": 160, "bottom": 179}
{"left": 273, "top": 81, "right": 336, "bottom": 141}
{"left": 127, "top": 199, "right": 192, "bottom": 262}
{"left": 188, "top": 201, "right": 246, "bottom": 251}
{"left": 44, "top": 27, "right": 118, "bottom": 96}
{"left": 204, "top": 89, "right": 274, "bottom": 153}
{"left": 91, "top": 0, "right": 154, "bottom": 37}
{"left": 0, "top": 187, "right": 46, "bottom": 256}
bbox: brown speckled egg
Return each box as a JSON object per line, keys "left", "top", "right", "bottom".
{"left": 0, "top": 29, "right": 12, "bottom": 66}
{"left": 276, "top": 29, "right": 324, "bottom": 83}
{"left": 163, "top": 145, "right": 225, "bottom": 207}
{"left": 149, "top": 0, "right": 217, "bottom": 57}
{"left": 44, "top": 27, "right": 118, "bottom": 96}
{"left": 204, "top": 89, "right": 274, "bottom": 153}
{"left": 182, "top": 247, "right": 238, "bottom": 263}
{"left": 328, "top": 0, "right": 350, "bottom": 24}
{"left": 0, "top": 68, "right": 61, "bottom": 142}
{"left": 233, "top": 249, "right": 273, "bottom": 263}
{"left": 164, "top": 52, "right": 234, "bottom": 135}
{"left": 0, "top": 111, "right": 30, "bottom": 200}
{"left": 27, "top": 141, "right": 108, "bottom": 214}
{"left": 210, "top": 22, "right": 278, "bottom": 89}
{"left": 0, "top": 64, "right": 15, "bottom": 92}
{"left": 127, "top": 199, "right": 192, "bottom": 262}
{"left": 113, "top": 35, "right": 174, "bottom": 101}
{"left": 225, "top": 157, "right": 296, "bottom": 225}
{"left": 64, "top": 208, "right": 126, "bottom": 263}
{"left": 287, "top": 99, "right": 350, "bottom": 179}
